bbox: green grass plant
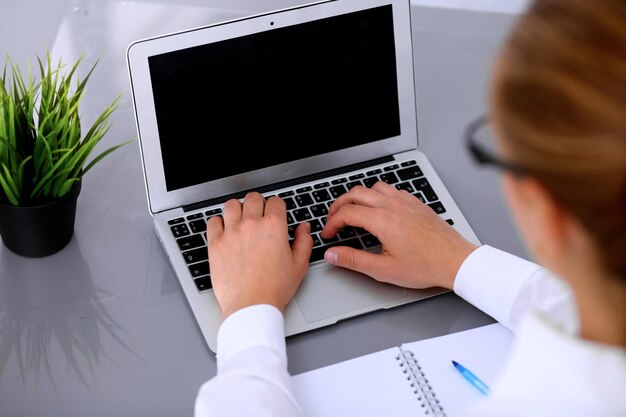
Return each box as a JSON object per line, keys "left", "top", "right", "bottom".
{"left": 0, "top": 50, "right": 130, "bottom": 206}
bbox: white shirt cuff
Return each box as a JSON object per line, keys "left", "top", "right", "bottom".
{"left": 216, "top": 304, "right": 286, "bottom": 369}
{"left": 453, "top": 245, "right": 542, "bottom": 328}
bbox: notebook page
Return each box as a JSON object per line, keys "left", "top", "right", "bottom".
{"left": 291, "top": 347, "right": 427, "bottom": 417}
{"left": 400, "top": 323, "right": 514, "bottom": 415}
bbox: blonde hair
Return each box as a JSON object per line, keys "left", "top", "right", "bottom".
{"left": 492, "top": 0, "right": 626, "bottom": 277}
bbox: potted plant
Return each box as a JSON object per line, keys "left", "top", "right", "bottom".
{"left": 0, "top": 51, "right": 129, "bottom": 257}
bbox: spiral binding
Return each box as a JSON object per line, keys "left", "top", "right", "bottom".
{"left": 396, "top": 347, "right": 446, "bottom": 416}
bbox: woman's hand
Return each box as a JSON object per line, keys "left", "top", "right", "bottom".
{"left": 321, "top": 181, "right": 478, "bottom": 290}
{"left": 206, "top": 192, "right": 313, "bottom": 319}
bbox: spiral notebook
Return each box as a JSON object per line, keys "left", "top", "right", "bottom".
{"left": 291, "top": 323, "right": 514, "bottom": 417}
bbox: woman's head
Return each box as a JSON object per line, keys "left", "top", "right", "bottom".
{"left": 491, "top": 0, "right": 626, "bottom": 278}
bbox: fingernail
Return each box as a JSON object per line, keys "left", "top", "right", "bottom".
{"left": 325, "top": 249, "right": 338, "bottom": 264}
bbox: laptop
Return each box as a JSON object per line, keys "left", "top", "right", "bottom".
{"left": 126, "top": 0, "right": 480, "bottom": 353}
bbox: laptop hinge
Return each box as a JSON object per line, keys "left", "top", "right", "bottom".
{"left": 182, "top": 155, "right": 394, "bottom": 212}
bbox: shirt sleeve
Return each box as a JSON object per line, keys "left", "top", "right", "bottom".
{"left": 453, "top": 245, "right": 577, "bottom": 332}
{"left": 194, "top": 304, "right": 303, "bottom": 417}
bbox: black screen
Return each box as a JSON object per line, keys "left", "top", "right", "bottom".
{"left": 149, "top": 5, "right": 400, "bottom": 191}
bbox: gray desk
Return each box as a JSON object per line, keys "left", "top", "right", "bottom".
{"left": 0, "top": 2, "right": 525, "bottom": 416}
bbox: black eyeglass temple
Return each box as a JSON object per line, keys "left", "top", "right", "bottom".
{"left": 464, "top": 114, "right": 528, "bottom": 176}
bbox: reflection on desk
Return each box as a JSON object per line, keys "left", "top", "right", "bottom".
{"left": 0, "top": 238, "right": 139, "bottom": 396}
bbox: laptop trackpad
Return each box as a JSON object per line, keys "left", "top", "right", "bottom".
{"left": 295, "top": 265, "right": 407, "bottom": 323}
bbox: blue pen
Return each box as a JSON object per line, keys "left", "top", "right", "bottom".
{"left": 451, "top": 360, "right": 491, "bottom": 396}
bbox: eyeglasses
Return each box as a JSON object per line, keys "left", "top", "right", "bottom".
{"left": 464, "top": 114, "right": 527, "bottom": 176}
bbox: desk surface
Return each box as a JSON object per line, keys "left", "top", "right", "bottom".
{"left": 0, "top": 1, "right": 525, "bottom": 416}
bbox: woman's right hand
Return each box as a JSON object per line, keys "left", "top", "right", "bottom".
{"left": 321, "top": 181, "right": 479, "bottom": 290}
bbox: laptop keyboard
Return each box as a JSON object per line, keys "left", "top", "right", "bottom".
{"left": 167, "top": 159, "right": 454, "bottom": 293}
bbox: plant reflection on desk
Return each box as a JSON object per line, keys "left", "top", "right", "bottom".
{"left": 0, "top": 238, "right": 138, "bottom": 396}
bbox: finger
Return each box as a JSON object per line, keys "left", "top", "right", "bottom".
{"left": 291, "top": 221, "right": 313, "bottom": 270}
{"left": 323, "top": 246, "right": 388, "bottom": 279}
{"left": 222, "top": 198, "right": 243, "bottom": 228}
{"left": 241, "top": 192, "right": 265, "bottom": 219}
{"left": 322, "top": 204, "right": 380, "bottom": 238}
{"left": 398, "top": 188, "right": 417, "bottom": 202}
{"left": 371, "top": 180, "right": 418, "bottom": 205}
{"left": 328, "top": 185, "right": 388, "bottom": 217}
{"left": 264, "top": 195, "right": 287, "bottom": 222}
{"left": 371, "top": 180, "right": 401, "bottom": 197}
{"left": 205, "top": 215, "right": 224, "bottom": 248}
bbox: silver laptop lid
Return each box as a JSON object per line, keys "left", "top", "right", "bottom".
{"left": 127, "top": 0, "right": 418, "bottom": 214}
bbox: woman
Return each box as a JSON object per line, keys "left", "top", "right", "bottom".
{"left": 195, "top": 0, "right": 626, "bottom": 415}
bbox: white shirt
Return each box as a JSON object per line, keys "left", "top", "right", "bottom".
{"left": 195, "top": 245, "right": 626, "bottom": 417}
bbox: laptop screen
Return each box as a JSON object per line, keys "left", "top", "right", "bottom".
{"left": 148, "top": 5, "right": 400, "bottom": 192}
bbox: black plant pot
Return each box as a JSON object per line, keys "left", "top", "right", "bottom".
{"left": 0, "top": 181, "right": 81, "bottom": 258}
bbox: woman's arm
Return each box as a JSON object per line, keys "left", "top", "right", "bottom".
{"left": 454, "top": 245, "right": 577, "bottom": 332}
{"left": 195, "top": 305, "right": 302, "bottom": 417}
